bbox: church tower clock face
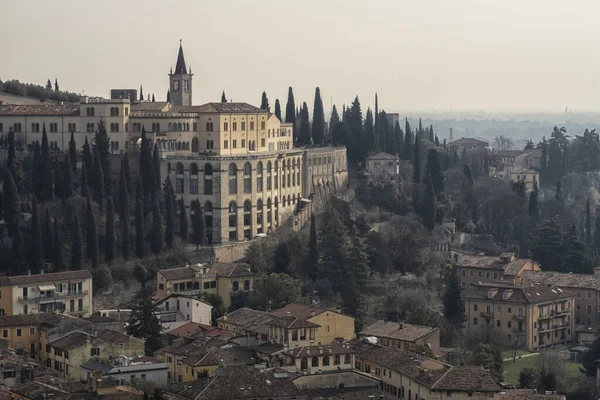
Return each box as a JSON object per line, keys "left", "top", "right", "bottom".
{"left": 173, "top": 80, "right": 180, "bottom": 91}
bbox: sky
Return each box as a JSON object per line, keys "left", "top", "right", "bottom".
{"left": 1, "top": 0, "right": 600, "bottom": 114}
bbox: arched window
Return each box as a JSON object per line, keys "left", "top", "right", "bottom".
{"left": 204, "top": 201, "right": 213, "bottom": 244}
{"left": 228, "top": 201, "right": 237, "bottom": 242}
{"left": 243, "top": 162, "right": 252, "bottom": 193}
{"left": 189, "top": 137, "right": 198, "bottom": 152}
{"left": 256, "top": 162, "right": 263, "bottom": 192}
{"left": 115, "top": 107, "right": 119, "bottom": 117}
{"left": 190, "top": 163, "right": 199, "bottom": 194}
{"left": 311, "top": 357, "right": 319, "bottom": 367}
{"left": 110, "top": 107, "right": 114, "bottom": 117}
{"left": 228, "top": 163, "right": 237, "bottom": 195}
{"left": 257, "top": 199, "right": 263, "bottom": 233}
{"left": 274, "top": 160, "right": 279, "bottom": 189}
{"left": 204, "top": 163, "right": 213, "bottom": 195}
{"left": 334, "top": 355, "right": 340, "bottom": 365}
{"left": 323, "top": 356, "right": 330, "bottom": 366}
{"left": 274, "top": 197, "right": 279, "bottom": 226}
{"left": 300, "top": 358, "right": 308, "bottom": 371}
{"left": 267, "top": 198, "right": 272, "bottom": 227}
{"left": 176, "top": 162, "right": 184, "bottom": 174}
{"left": 168, "top": 123, "right": 173, "bottom": 131}
{"left": 210, "top": 122, "right": 214, "bottom": 131}
{"left": 344, "top": 354, "right": 351, "bottom": 364}
{"left": 266, "top": 161, "right": 272, "bottom": 191}
{"left": 243, "top": 200, "right": 252, "bottom": 239}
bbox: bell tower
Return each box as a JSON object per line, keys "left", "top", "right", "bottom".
{"left": 169, "top": 40, "right": 193, "bottom": 106}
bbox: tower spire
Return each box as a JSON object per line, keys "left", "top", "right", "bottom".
{"left": 174, "top": 40, "right": 187, "bottom": 75}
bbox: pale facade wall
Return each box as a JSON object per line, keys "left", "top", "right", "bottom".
{"left": 157, "top": 296, "right": 212, "bottom": 325}
{"left": 308, "top": 312, "right": 355, "bottom": 345}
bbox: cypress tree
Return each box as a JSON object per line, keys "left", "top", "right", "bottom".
{"left": 86, "top": 196, "right": 99, "bottom": 268}
{"left": 11, "top": 218, "right": 26, "bottom": 275}
{"left": 424, "top": 149, "right": 444, "bottom": 194}
{"left": 428, "top": 125, "right": 434, "bottom": 142}
{"left": 364, "top": 109, "right": 375, "bottom": 153}
{"left": 83, "top": 136, "right": 94, "bottom": 190}
{"left": 53, "top": 218, "right": 63, "bottom": 270}
{"left": 135, "top": 180, "right": 146, "bottom": 259}
{"left": 81, "top": 163, "right": 89, "bottom": 198}
{"left": 152, "top": 94, "right": 155, "bottom": 102}
{"left": 43, "top": 209, "right": 53, "bottom": 262}
{"left": 62, "top": 152, "right": 73, "bottom": 199}
{"left": 555, "top": 180, "right": 562, "bottom": 202}
{"left": 71, "top": 215, "right": 83, "bottom": 270}
{"left": 423, "top": 174, "right": 436, "bottom": 231}
{"left": 179, "top": 199, "right": 188, "bottom": 242}
{"left": 190, "top": 199, "right": 204, "bottom": 250}
{"left": 6, "top": 129, "right": 23, "bottom": 192}
{"left": 150, "top": 197, "right": 163, "bottom": 257}
{"left": 298, "top": 102, "right": 311, "bottom": 146}
{"left": 29, "top": 197, "right": 43, "bottom": 274}
{"left": 53, "top": 157, "right": 62, "bottom": 200}
{"left": 68, "top": 131, "right": 77, "bottom": 171}
{"left": 32, "top": 141, "right": 42, "bottom": 198}
{"left": 586, "top": 199, "right": 592, "bottom": 245}
{"left": 394, "top": 120, "right": 404, "bottom": 157}
{"left": 528, "top": 185, "right": 539, "bottom": 218}
{"left": 443, "top": 268, "right": 466, "bottom": 328}
{"left": 374, "top": 93, "right": 379, "bottom": 140}
{"left": 260, "top": 91, "right": 270, "bottom": 112}
{"left": 152, "top": 144, "right": 161, "bottom": 198}
{"left": 105, "top": 196, "right": 116, "bottom": 264}
{"left": 139, "top": 84, "right": 143, "bottom": 101}
{"left": 121, "top": 207, "right": 130, "bottom": 260}
{"left": 285, "top": 86, "right": 296, "bottom": 139}
{"left": 435, "top": 134, "right": 440, "bottom": 147}
{"left": 346, "top": 96, "right": 364, "bottom": 162}
{"left": 413, "top": 131, "right": 421, "bottom": 183}
{"left": 93, "top": 153, "right": 105, "bottom": 209}
{"left": 119, "top": 159, "right": 129, "bottom": 220}
{"left": 41, "top": 124, "right": 53, "bottom": 201}
{"left": 221, "top": 91, "right": 227, "bottom": 103}
{"left": 54, "top": 78, "right": 59, "bottom": 92}
{"left": 46, "top": 79, "right": 52, "bottom": 90}
{"left": 311, "top": 87, "right": 325, "bottom": 146}
{"left": 94, "top": 120, "right": 111, "bottom": 195}
{"left": 166, "top": 90, "right": 171, "bottom": 103}
{"left": 308, "top": 214, "right": 319, "bottom": 281}
{"left": 595, "top": 215, "right": 600, "bottom": 255}
{"left": 139, "top": 127, "right": 152, "bottom": 206}
{"left": 329, "top": 105, "right": 340, "bottom": 144}
{"left": 3, "top": 170, "right": 20, "bottom": 237}
{"left": 164, "top": 177, "right": 175, "bottom": 251}
{"left": 274, "top": 99, "right": 282, "bottom": 121}
{"left": 403, "top": 119, "right": 413, "bottom": 161}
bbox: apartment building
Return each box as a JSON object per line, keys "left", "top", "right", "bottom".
{"left": 464, "top": 283, "right": 575, "bottom": 351}
{"left": 153, "top": 293, "right": 212, "bottom": 330}
{"left": 454, "top": 252, "right": 540, "bottom": 289}
{"left": 0, "top": 270, "right": 93, "bottom": 317}
{"left": 359, "top": 320, "right": 440, "bottom": 356}
{"left": 282, "top": 341, "right": 356, "bottom": 374}
{"left": 0, "top": 313, "right": 73, "bottom": 357}
{"left": 217, "top": 307, "right": 273, "bottom": 343}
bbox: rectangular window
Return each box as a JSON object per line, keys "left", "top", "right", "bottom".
{"left": 473, "top": 318, "right": 478, "bottom": 325}
{"left": 211, "top": 281, "right": 217, "bottom": 288}
{"left": 508, "top": 321, "right": 512, "bottom": 328}
{"left": 29, "top": 328, "right": 35, "bottom": 336}
{"left": 261, "top": 121, "right": 265, "bottom": 130}
{"left": 2, "top": 330, "right": 7, "bottom": 338}
{"left": 190, "top": 179, "right": 198, "bottom": 194}
{"left": 241, "top": 139, "right": 246, "bottom": 148}
{"left": 176, "top": 178, "right": 184, "bottom": 193}
{"left": 233, "top": 122, "right": 237, "bottom": 131}
{"left": 224, "top": 122, "right": 228, "bottom": 131}
{"left": 241, "top": 121, "right": 246, "bottom": 130}
{"left": 16, "top": 329, "right": 21, "bottom": 337}
{"left": 233, "top": 140, "right": 237, "bottom": 148}
{"left": 261, "top": 138, "right": 265, "bottom": 147}
{"left": 193, "top": 123, "right": 198, "bottom": 131}
{"left": 250, "top": 121, "right": 254, "bottom": 130}
{"left": 224, "top": 140, "right": 229, "bottom": 149}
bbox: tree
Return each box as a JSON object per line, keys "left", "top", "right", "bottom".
{"left": 11, "top": 217, "right": 26, "bottom": 275}
{"left": 274, "top": 99, "right": 282, "bottom": 121}
{"left": 519, "top": 368, "right": 537, "bottom": 389}
{"left": 6, "top": 129, "right": 24, "bottom": 192}
{"left": 139, "top": 127, "right": 153, "bottom": 209}
{"left": 190, "top": 199, "right": 205, "bottom": 250}
{"left": 413, "top": 131, "right": 421, "bottom": 183}
{"left": 41, "top": 124, "right": 53, "bottom": 201}
{"left": 43, "top": 209, "right": 53, "bottom": 263}
{"left": 94, "top": 120, "right": 112, "bottom": 195}
{"left": 307, "top": 214, "right": 319, "bottom": 280}
{"left": 424, "top": 149, "right": 444, "bottom": 194}
{"left": 53, "top": 157, "right": 63, "bottom": 200}
{"left": 260, "top": 91, "right": 270, "bottom": 112}
{"left": 53, "top": 218, "right": 64, "bottom": 270}
{"left": 346, "top": 96, "right": 364, "bottom": 162}
{"left": 32, "top": 141, "right": 42, "bottom": 198}
{"left": 422, "top": 175, "right": 436, "bottom": 231}
{"left": 68, "top": 131, "right": 77, "bottom": 170}
{"left": 127, "top": 288, "right": 165, "bottom": 354}
{"left": 46, "top": 79, "right": 52, "bottom": 90}
{"left": 164, "top": 178, "right": 175, "bottom": 252}
{"left": 139, "top": 84, "right": 144, "bottom": 101}
{"left": 202, "top": 292, "right": 226, "bottom": 322}
{"left": 135, "top": 180, "right": 146, "bottom": 259}
{"left": 105, "top": 196, "right": 116, "bottom": 264}
{"left": 472, "top": 344, "right": 503, "bottom": 382}
{"left": 86, "top": 197, "right": 99, "bottom": 268}
{"left": 166, "top": 90, "right": 171, "bottom": 103}
{"left": 443, "top": 268, "right": 466, "bottom": 328}
{"left": 54, "top": 78, "right": 59, "bottom": 92}
{"left": 531, "top": 217, "right": 564, "bottom": 272}
{"left": 285, "top": 87, "right": 296, "bottom": 125}
{"left": 133, "top": 264, "right": 149, "bottom": 288}
{"left": 71, "top": 215, "right": 83, "bottom": 270}
{"left": 364, "top": 108, "right": 375, "bottom": 153}
{"left": 595, "top": 215, "right": 600, "bottom": 255}
{"left": 329, "top": 105, "right": 339, "bottom": 144}
{"left": 221, "top": 91, "right": 227, "bottom": 103}
{"left": 3, "top": 170, "right": 20, "bottom": 237}
{"left": 403, "top": 119, "right": 413, "bottom": 161}
{"left": 311, "top": 87, "right": 325, "bottom": 146}
{"left": 494, "top": 135, "right": 515, "bottom": 150}
{"left": 179, "top": 199, "right": 188, "bottom": 242}
{"left": 555, "top": 180, "right": 562, "bottom": 201}
{"left": 121, "top": 206, "right": 130, "bottom": 260}
{"left": 150, "top": 198, "right": 163, "bottom": 257}
{"left": 82, "top": 136, "right": 94, "bottom": 191}
{"left": 93, "top": 153, "right": 105, "bottom": 209}
{"left": 62, "top": 152, "right": 73, "bottom": 198}
{"left": 151, "top": 93, "right": 155, "bottom": 102}
{"left": 298, "top": 102, "right": 311, "bottom": 146}
{"left": 152, "top": 144, "right": 161, "bottom": 200}
{"left": 249, "top": 273, "right": 301, "bottom": 311}
{"left": 244, "top": 242, "right": 267, "bottom": 274}
{"left": 563, "top": 223, "right": 591, "bottom": 274}
{"left": 528, "top": 184, "right": 538, "bottom": 218}
{"left": 122, "top": 152, "right": 131, "bottom": 193}
{"left": 29, "top": 197, "right": 43, "bottom": 274}
{"left": 586, "top": 199, "right": 592, "bottom": 245}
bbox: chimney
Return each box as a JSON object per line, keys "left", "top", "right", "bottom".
{"left": 223, "top": 313, "right": 227, "bottom": 321}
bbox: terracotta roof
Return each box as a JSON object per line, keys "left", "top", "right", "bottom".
{"left": 210, "top": 262, "right": 253, "bottom": 277}
{"left": 167, "top": 322, "right": 215, "bottom": 339}
{"left": 158, "top": 267, "right": 196, "bottom": 281}
{"left": 287, "top": 341, "right": 355, "bottom": 358}
{"left": 0, "top": 270, "right": 92, "bottom": 285}
{"left": 359, "top": 320, "right": 438, "bottom": 342}
{"left": 465, "top": 284, "right": 574, "bottom": 304}
{"left": 269, "top": 303, "right": 329, "bottom": 320}
{"left": 521, "top": 270, "right": 600, "bottom": 291}
{"left": 366, "top": 152, "right": 399, "bottom": 160}
{"left": 50, "top": 329, "right": 136, "bottom": 351}
{"left": 432, "top": 366, "right": 500, "bottom": 392}
{"left": 172, "top": 102, "right": 266, "bottom": 114}
{"left": 217, "top": 307, "right": 271, "bottom": 327}
{"left": 0, "top": 313, "right": 72, "bottom": 328}
{"left": 449, "top": 137, "right": 489, "bottom": 146}
{"left": 0, "top": 104, "right": 79, "bottom": 116}
{"left": 267, "top": 315, "right": 320, "bottom": 329}
{"left": 457, "top": 254, "right": 509, "bottom": 270}
{"left": 504, "top": 259, "right": 537, "bottom": 276}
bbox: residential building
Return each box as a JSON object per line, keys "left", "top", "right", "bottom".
{"left": 43, "top": 330, "right": 144, "bottom": 380}
{"left": 449, "top": 137, "right": 489, "bottom": 154}
{"left": 156, "top": 262, "right": 254, "bottom": 309}
{"left": 217, "top": 307, "right": 273, "bottom": 343}
{"left": 0, "top": 313, "right": 74, "bottom": 357}
{"left": 365, "top": 152, "right": 399, "bottom": 181}
{"left": 81, "top": 355, "right": 168, "bottom": 388}
{"left": 267, "top": 304, "right": 355, "bottom": 347}
{"left": 464, "top": 283, "right": 575, "bottom": 351}
{"left": 153, "top": 293, "right": 212, "bottom": 330}
{"left": 353, "top": 342, "right": 500, "bottom": 399}
{"left": 454, "top": 252, "right": 540, "bottom": 289}
{"left": 0, "top": 270, "right": 93, "bottom": 317}
{"left": 0, "top": 42, "right": 349, "bottom": 245}
{"left": 509, "top": 168, "right": 539, "bottom": 191}
{"left": 358, "top": 320, "right": 440, "bottom": 356}
{"left": 166, "top": 322, "right": 216, "bottom": 345}
{"left": 282, "top": 341, "right": 355, "bottom": 374}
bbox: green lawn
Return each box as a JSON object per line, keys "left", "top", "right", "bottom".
{"left": 503, "top": 354, "right": 583, "bottom": 391}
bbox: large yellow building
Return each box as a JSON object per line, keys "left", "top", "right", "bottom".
{"left": 0, "top": 42, "right": 349, "bottom": 245}
{"left": 0, "top": 313, "right": 73, "bottom": 357}
{"left": 464, "top": 283, "right": 575, "bottom": 351}
{"left": 0, "top": 270, "right": 93, "bottom": 317}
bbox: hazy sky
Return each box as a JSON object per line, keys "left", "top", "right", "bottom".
{"left": 1, "top": 0, "right": 599, "bottom": 113}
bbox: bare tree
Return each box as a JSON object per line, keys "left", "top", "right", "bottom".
{"left": 494, "top": 135, "right": 515, "bottom": 150}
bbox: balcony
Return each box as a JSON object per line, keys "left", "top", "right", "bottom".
{"left": 512, "top": 315, "right": 526, "bottom": 322}
{"left": 556, "top": 309, "right": 570, "bottom": 315}
{"left": 17, "top": 290, "right": 89, "bottom": 303}
{"left": 480, "top": 311, "right": 494, "bottom": 319}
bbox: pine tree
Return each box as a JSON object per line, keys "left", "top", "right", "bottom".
{"left": 164, "top": 177, "right": 175, "bottom": 251}
{"left": 41, "top": 124, "right": 53, "bottom": 201}
{"left": 329, "top": 105, "right": 340, "bottom": 144}
{"left": 80, "top": 163, "right": 89, "bottom": 197}
{"left": 285, "top": 87, "right": 296, "bottom": 124}
{"left": 586, "top": 199, "right": 592, "bottom": 245}
{"left": 346, "top": 96, "right": 364, "bottom": 162}
{"left": 308, "top": 214, "right": 319, "bottom": 281}
{"left": 32, "top": 141, "right": 42, "bottom": 198}
{"left": 2, "top": 170, "right": 20, "bottom": 237}
{"left": 413, "top": 131, "right": 421, "bottom": 183}
{"left": 528, "top": 185, "right": 539, "bottom": 218}
{"left": 46, "top": 79, "right": 52, "bottom": 90}
{"left": 135, "top": 180, "right": 146, "bottom": 259}
{"left": 127, "top": 289, "right": 165, "bottom": 354}
{"left": 71, "top": 215, "right": 83, "bottom": 270}
{"left": 53, "top": 218, "right": 64, "bottom": 270}
{"left": 150, "top": 197, "right": 163, "bottom": 257}
{"left": 6, "top": 129, "right": 24, "bottom": 192}
{"left": 423, "top": 174, "right": 436, "bottom": 231}
{"left": 29, "top": 197, "right": 43, "bottom": 274}
{"left": 105, "top": 196, "right": 116, "bottom": 264}
{"left": 298, "top": 102, "right": 311, "bottom": 146}
{"left": 424, "top": 149, "right": 444, "bottom": 194}
{"left": 179, "top": 199, "right": 188, "bottom": 242}
{"left": 139, "top": 84, "right": 143, "bottom": 101}
{"left": 94, "top": 120, "right": 111, "bottom": 195}
{"left": 311, "top": 87, "right": 325, "bottom": 146}
{"left": 221, "top": 91, "right": 227, "bottom": 103}
{"left": 260, "top": 91, "right": 270, "bottom": 112}
{"left": 68, "top": 131, "right": 77, "bottom": 171}
{"left": 82, "top": 136, "right": 94, "bottom": 190}
{"left": 86, "top": 197, "right": 99, "bottom": 268}
{"left": 190, "top": 199, "right": 205, "bottom": 250}
{"left": 274, "top": 99, "right": 282, "bottom": 121}
{"left": 93, "top": 153, "right": 105, "bottom": 209}
{"left": 43, "top": 209, "right": 53, "bottom": 262}
{"left": 53, "top": 157, "right": 62, "bottom": 200}
{"left": 166, "top": 90, "right": 171, "bottom": 103}
{"left": 403, "top": 119, "right": 413, "bottom": 161}
{"left": 443, "top": 268, "right": 466, "bottom": 328}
